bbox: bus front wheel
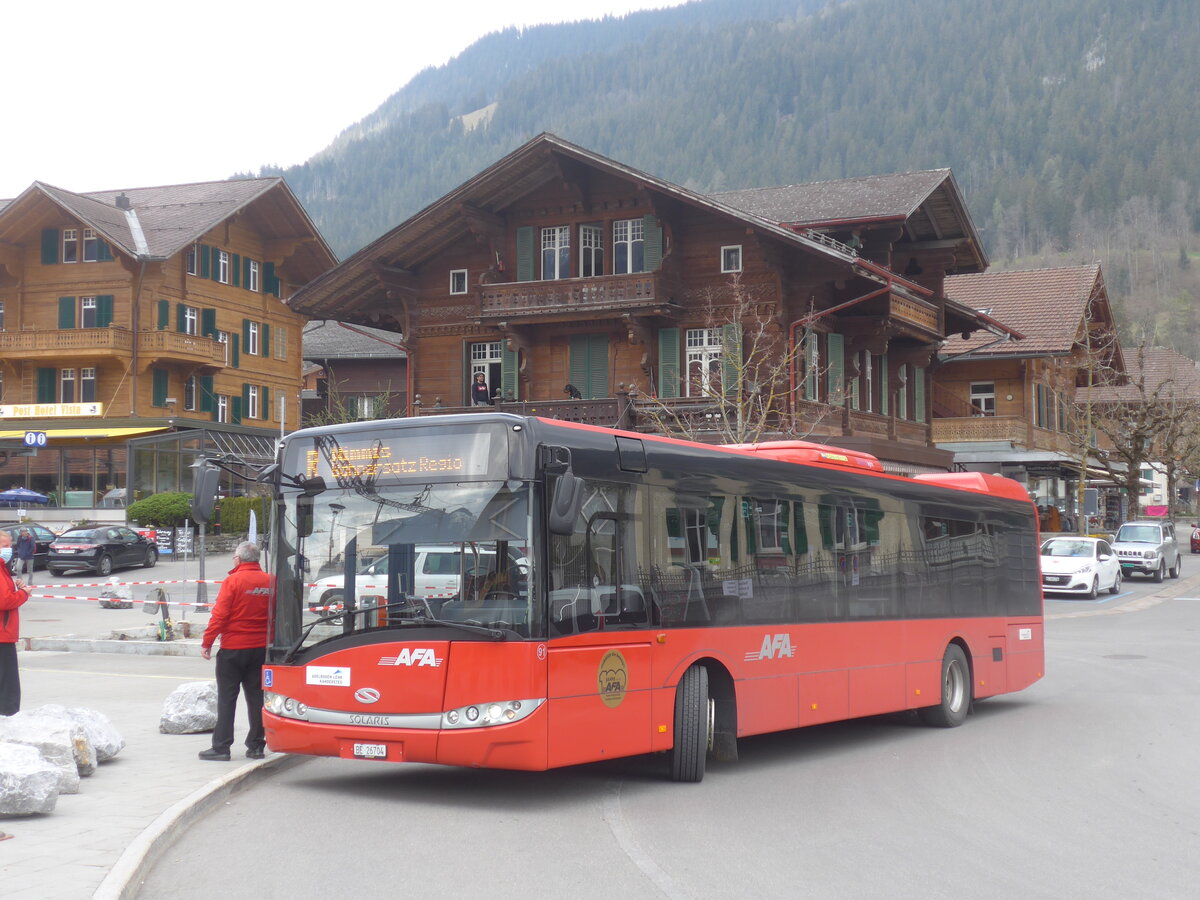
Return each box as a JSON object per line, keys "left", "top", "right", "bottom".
{"left": 919, "top": 644, "right": 971, "bottom": 728}
{"left": 670, "top": 665, "right": 711, "bottom": 783}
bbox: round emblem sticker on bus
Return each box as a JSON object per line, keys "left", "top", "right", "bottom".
{"left": 597, "top": 649, "right": 628, "bottom": 708}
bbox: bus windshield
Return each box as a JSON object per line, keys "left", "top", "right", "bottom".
{"left": 271, "top": 479, "right": 535, "bottom": 655}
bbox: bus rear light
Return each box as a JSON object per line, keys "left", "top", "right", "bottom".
{"left": 441, "top": 698, "right": 544, "bottom": 729}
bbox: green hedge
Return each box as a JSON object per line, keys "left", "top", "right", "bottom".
{"left": 126, "top": 492, "right": 193, "bottom": 527}
{"left": 218, "top": 496, "right": 266, "bottom": 535}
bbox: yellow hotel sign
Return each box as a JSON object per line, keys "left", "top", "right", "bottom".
{"left": 0, "top": 402, "right": 105, "bottom": 418}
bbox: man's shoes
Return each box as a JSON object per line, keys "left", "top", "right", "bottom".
{"left": 246, "top": 748, "right": 265, "bottom": 760}
{"left": 198, "top": 748, "right": 231, "bottom": 761}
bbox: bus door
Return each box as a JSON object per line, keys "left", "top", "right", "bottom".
{"left": 546, "top": 509, "right": 653, "bottom": 768}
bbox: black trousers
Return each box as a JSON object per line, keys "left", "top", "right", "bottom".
{"left": 212, "top": 646, "right": 266, "bottom": 752}
{"left": 0, "top": 641, "right": 20, "bottom": 717}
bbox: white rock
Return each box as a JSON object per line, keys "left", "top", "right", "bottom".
{"left": 0, "top": 715, "right": 82, "bottom": 794}
{"left": 27, "top": 704, "right": 116, "bottom": 770}
{"left": 159, "top": 681, "right": 217, "bottom": 734}
{"left": 0, "top": 742, "right": 61, "bottom": 815}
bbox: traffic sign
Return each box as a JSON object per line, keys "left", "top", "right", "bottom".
{"left": 23, "top": 431, "right": 47, "bottom": 447}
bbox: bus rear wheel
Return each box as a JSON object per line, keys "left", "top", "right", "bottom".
{"left": 919, "top": 644, "right": 971, "bottom": 728}
{"left": 670, "top": 665, "right": 711, "bottom": 783}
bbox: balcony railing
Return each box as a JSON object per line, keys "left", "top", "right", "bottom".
{"left": 932, "top": 414, "right": 1075, "bottom": 453}
{"left": 0, "top": 326, "right": 134, "bottom": 355}
{"left": 137, "top": 330, "right": 226, "bottom": 366}
{"left": 478, "top": 273, "right": 662, "bottom": 319}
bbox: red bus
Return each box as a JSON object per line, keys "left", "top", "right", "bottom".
{"left": 261, "top": 414, "right": 1043, "bottom": 781}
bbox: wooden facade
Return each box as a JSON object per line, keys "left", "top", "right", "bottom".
{"left": 289, "top": 135, "right": 1004, "bottom": 473}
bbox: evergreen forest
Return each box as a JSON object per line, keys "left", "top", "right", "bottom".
{"left": 253, "top": 0, "right": 1200, "bottom": 355}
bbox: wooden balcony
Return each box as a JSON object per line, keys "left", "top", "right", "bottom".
{"left": 417, "top": 397, "right": 624, "bottom": 427}
{"left": 477, "top": 272, "right": 671, "bottom": 321}
{"left": 137, "top": 330, "right": 226, "bottom": 369}
{"left": 0, "top": 326, "right": 135, "bottom": 359}
{"left": 932, "top": 415, "right": 1075, "bottom": 453}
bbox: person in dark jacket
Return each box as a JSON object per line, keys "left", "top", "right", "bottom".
{"left": 14, "top": 528, "right": 36, "bottom": 586}
{"left": 0, "top": 531, "right": 31, "bottom": 716}
{"left": 471, "top": 372, "right": 493, "bottom": 406}
{"left": 199, "top": 541, "right": 271, "bottom": 760}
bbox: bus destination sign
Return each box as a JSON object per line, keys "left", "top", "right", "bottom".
{"left": 302, "top": 431, "right": 496, "bottom": 482}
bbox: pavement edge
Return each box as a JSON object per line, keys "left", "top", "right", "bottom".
{"left": 92, "top": 753, "right": 306, "bottom": 900}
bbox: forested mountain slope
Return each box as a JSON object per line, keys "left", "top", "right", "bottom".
{"left": 260, "top": 0, "right": 1200, "bottom": 352}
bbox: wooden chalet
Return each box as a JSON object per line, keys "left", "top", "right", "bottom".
{"left": 0, "top": 178, "right": 335, "bottom": 517}
{"left": 288, "top": 134, "right": 1009, "bottom": 473}
{"left": 301, "top": 320, "right": 408, "bottom": 424}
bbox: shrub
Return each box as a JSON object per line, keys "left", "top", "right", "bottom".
{"left": 127, "top": 492, "right": 193, "bottom": 528}
{"left": 218, "top": 496, "right": 266, "bottom": 536}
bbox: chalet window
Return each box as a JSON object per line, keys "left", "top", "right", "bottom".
{"left": 63, "top": 229, "right": 78, "bottom": 264}
{"left": 247, "top": 385, "right": 260, "bottom": 419}
{"left": 685, "top": 328, "right": 723, "bottom": 398}
{"left": 216, "top": 250, "right": 231, "bottom": 284}
{"left": 82, "top": 229, "right": 99, "bottom": 262}
{"left": 60, "top": 369, "right": 76, "bottom": 403}
{"left": 0, "top": 301, "right": 6, "bottom": 331}
{"left": 541, "top": 226, "right": 570, "bottom": 280}
{"left": 613, "top": 219, "right": 644, "bottom": 274}
{"left": 217, "top": 331, "right": 229, "bottom": 364}
{"left": 970, "top": 382, "right": 996, "bottom": 417}
{"left": 579, "top": 225, "right": 603, "bottom": 277}
{"left": 184, "top": 375, "right": 198, "bottom": 411}
{"left": 469, "top": 341, "right": 504, "bottom": 403}
{"left": 274, "top": 327, "right": 287, "bottom": 360}
{"left": 217, "top": 395, "right": 230, "bottom": 423}
{"left": 353, "top": 396, "right": 378, "bottom": 420}
{"left": 720, "top": 245, "right": 742, "bottom": 273}
{"left": 450, "top": 269, "right": 468, "bottom": 294}
{"left": 247, "top": 321, "right": 260, "bottom": 355}
{"left": 81, "top": 297, "right": 98, "bottom": 329}
{"left": 801, "top": 333, "right": 819, "bottom": 401}
{"left": 81, "top": 367, "right": 96, "bottom": 403}
{"left": 247, "top": 259, "right": 260, "bottom": 292}
{"left": 186, "top": 244, "right": 199, "bottom": 276}
{"left": 182, "top": 306, "right": 199, "bottom": 336}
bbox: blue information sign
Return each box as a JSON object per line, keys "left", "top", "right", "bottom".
{"left": 23, "top": 431, "right": 47, "bottom": 447}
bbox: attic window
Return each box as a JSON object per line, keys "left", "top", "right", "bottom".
{"left": 63, "top": 229, "right": 78, "bottom": 264}
{"left": 83, "top": 229, "right": 99, "bottom": 262}
{"left": 186, "top": 244, "right": 199, "bottom": 276}
{"left": 450, "top": 269, "right": 468, "bottom": 294}
{"left": 720, "top": 245, "right": 742, "bottom": 273}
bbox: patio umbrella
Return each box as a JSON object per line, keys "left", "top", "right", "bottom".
{"left": 0, "top": 487, "right": 50, "bottom": 505}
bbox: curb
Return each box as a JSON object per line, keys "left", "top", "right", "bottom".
{"left": 25, "top": 636, "right": 205, "bottom": 657}
{"left": 92, "top": 752, "right": 306, "bottom": 900}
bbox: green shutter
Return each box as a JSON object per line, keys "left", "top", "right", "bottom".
{"left": 792, "top": 500, "right": 808, "bottom": 555}
{"left": 261, "top": 386, "right": 271, "bottom": 420}
{"left": 152, "top": 369, "right": 168, "bottom": 406}
{"left": 157, "top": 299, "right": 169, "bottom": 330}
{"left": 201, "top": 308, "right": 216, "bottom": 338}
{"left": 177, "top": 303, "right": 187, "bottom": 333}
{"left": 657, "top": 327, "right": 680, "bottom": 399}
{"left": 97, "top": 241, "right": 114, "bottom": 262}
{"left": 803, "top": 333, "right": 819, "bottom": 401}
{"left": 516, "top": 227, "right": 534, "bottom": 282}
{"left": 36, "top": 368, "right": 56, "bottom": 402}
{"left": 849, "top": 352, "right": 860, "bottom": 411}
{"left": 199, "top": 375, "right": 215, "bottom": 412}
{"left": 242, "top": 383, "right": 251, "bottom": 415}
{"left": 210, "top": 247, "right": 221, "bottom": 282}
{"left": 826, "top": 333, "right": 844, "bottom": 403}
{"left": 914, "top": 366, "right": 926, "bottom": 421}
{"left": 231, "top": 333, "right": 240, "bottom": 368}
{"left": 880, "top": 353, "right": 889, "bottom": 416}
{"left": 200, "top": 244, "right": 211, "bottom": 279}
{"left": 263, "top": 262, "right": 278, "bottom": 297}
{"left": 96, "top": 295, "right": 114, "bottom": 328}
{"left": 41, "top": 228, "right": 59, "bottom": 265}
{"left": 231, "top": 396, "right": 243, "bottom": 425}
{"left": 569, "top": 334, "right": 608, "bottom": 399}
{"left": 242, "top": 319, "right": 252, "bottom": 352}
{"left": 243, "top": 257, "right": 252, "bottom": 287}
{"left": 500, "top": 342, "right": 518, "bottom": 400}
{"left": 231, "top": 253, "right": 241, "bottom": 287}
{"left": 261, "top": 322, "right": 271, "bottom": 358}
{"left": 721, "top": 323, "right": 741, "bottom": 395}
{"left": 58, "top": 297, "right": 76, "bottom": 330}
{"left": 643, "top": 214, "right": 663, "bottom": 272}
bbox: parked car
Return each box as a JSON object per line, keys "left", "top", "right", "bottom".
{"left": 0, "top": 522, "right": 58, "bottom": 572}
{"left": 1190, "top": 524, "right": 1200, "bottom": 554}
{"left": 1040, "top": 536, "right": 1122, "bottom": 598}
{"left": 47, "top": 526, "right": 158, "bottom": 576}
{"left": 1110, "top": 520, "right": 1181, "bottom": 583}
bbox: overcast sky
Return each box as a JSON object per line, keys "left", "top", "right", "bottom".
{"left": 0, "top": 0, "right": 682, "bottom": 199}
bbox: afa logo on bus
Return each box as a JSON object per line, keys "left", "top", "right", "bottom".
{"left": 597, "top": 649, "right": 628, "bottom": 708}
{"left": 744, "top": 633, "right": 795, "bottom": 662}
{"left": 378, "top": 648, "right": 443, "bottom": 667}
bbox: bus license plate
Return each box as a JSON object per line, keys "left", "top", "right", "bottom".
{"left": 353, "top": 743, "right": 387, "bottom": 759}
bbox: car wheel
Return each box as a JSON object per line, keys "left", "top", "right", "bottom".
{"left": 1087, "top": 577, "right": 1099, "bottom": 600}
{"left": 919, "top": 644, "right": 972, "bottom": 728}
{"left": 49, "top": 568, "right": 64, "bottom": 577}
{"left": 97, "top": 554, "right": 114, "bottom": 577}
{"left": 1109, "top": 569, "right": 1122, "bottom": 595}
{"left": 1169, "top": 556, "right": 1180, "bottom": 578}
{"left": 1152, "top": 560, "right": 1165, "bottom": 583}
{"left": 144, "top": 548, "right": 158, "bottom": 568}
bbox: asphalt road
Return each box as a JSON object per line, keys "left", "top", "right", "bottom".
{"left": 139, "top": 568, "right": 1200, "bottom": 900}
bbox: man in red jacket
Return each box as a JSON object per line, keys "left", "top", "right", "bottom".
{"left": 0, "top": 530, "right": 32, "bottom": 717}
{"left": 199, "top": 541, "right": 272, "bottom": 761}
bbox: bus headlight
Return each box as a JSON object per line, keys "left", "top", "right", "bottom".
{"left": 264, "top": 691, "right": 309, "bottom": 721}
{"left": 441, "top": 698, "right": 544, "bottom": 729}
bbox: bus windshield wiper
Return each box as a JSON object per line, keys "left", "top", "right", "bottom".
{"left": 285, "top": 603, "right": 505, "bottom": 661}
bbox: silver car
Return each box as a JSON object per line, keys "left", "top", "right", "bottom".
{"left": 1111, "top": 520, "right": 1182, "bottom": 583}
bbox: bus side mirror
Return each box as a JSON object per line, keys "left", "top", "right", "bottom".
{"left": 548, "top": 473, "right": 584, "bottom": 535}
{"left": 296, "top": 495, "right": 315, "bottom": 539}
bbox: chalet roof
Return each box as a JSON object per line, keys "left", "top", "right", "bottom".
{"left": 1104, "top": 346, "right": 1200, "bottom": 403}
{"left": 941, "top": 265, "right": 1118, "bottom": 361}
{"left": 0, "top": 178, "right": 336, "bottom": 279}
{"left": 289, "top": 133, "right": 937, "bottom": 322}
{"left": 712, "top": 169, "right": 987, "bottom": 272}
{"left": 303, "top": 319, "right": 407, "bottom": 361}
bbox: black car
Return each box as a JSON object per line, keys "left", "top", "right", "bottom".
{"left": 48, "top": 526, "right": 158, "bottom": 576}
{"left": 0, "top": 522, "right": 59, "bottom": 572}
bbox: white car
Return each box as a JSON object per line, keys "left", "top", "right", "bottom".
{"left": 1040, "top": 536, "right": 1122, "bottom": 598}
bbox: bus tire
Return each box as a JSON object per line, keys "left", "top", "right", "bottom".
{"left": 670, "top": 665, "right": 710, "bottom": 783}
{"left": 919, "top": 644, "right": 971, "bottom": 728}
